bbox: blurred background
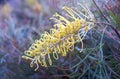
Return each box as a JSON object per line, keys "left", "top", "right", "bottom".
{"left": 0, "top": 0, "right": 120, "bottom": 79}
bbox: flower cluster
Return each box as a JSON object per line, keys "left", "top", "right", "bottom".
{"left": 25, "top": 0, "right": 42, "bottom": 13}
{"left": 22, "top": 3, "right": 95, "bottom": 71}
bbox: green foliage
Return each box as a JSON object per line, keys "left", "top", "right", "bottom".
{"left": 110, "top": 12, "right": 120, "bottom": 30}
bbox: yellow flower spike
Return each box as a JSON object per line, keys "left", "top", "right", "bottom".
{"left": 53, "top": 13, "right": 70, "bottom": 24}
{"left": 60, "top": 43, "right": 67, "bottom": 57}
{"left": 84, "top": 26, "right": 89, "bottom": 31}
{"left": 40, "top": 60, "right": 44, "bottom": 66}
{"left": 24, "top": 50, "right": 35, "bottom": 57}
{"left": 47, "top": 53, "right": 52, "bottom": 65}
{"left": 64, "top": 43, "right": 69, "bottom": 52}
{"left": 56, "top": 45, "right": 61, "bottom": 54}
{"left": 62, "top": 6, "right": 76, "bottom": 19}
{"left": 38, "top": 54, "right": 47, "bottom": 67}
{"left": 50, "top": 28, "right": 58, "bottom": 36}
{"left": 30, "top": 60, "right": 34, "bottom": 67}
{"left": 22, "top": 56, "right": 33, "bottom": 61}
{"left": 34, "top": 62, "right": 39, "bottom": 71}
{"left": 69, "top": 44, "right": 74, "bottom": 51}
{"left": 53, "top": 50, "right": 59, "bottom": 60}
{"left": 81, "top": 19, "right": 87, "bottom": 25}
{"left": 61, "top": 47, "right": 67, "bottom": 57}
{"left": 41, "top": 52, "right": 46, "bottom": 56}
{"left": 22, "top": 3, "right": 95, "bottom": 71}
{"left": 42, "top": 60, "right": 47, "bottom": 67}
{"left": 67, "top": 36, "right": 75, "bottom": 51}
{"left": 66, "top": 24, "right": 74, "bottom": 34}
{"left": 75, "top": 19, "right": 81, "bottom": 28}
{"left": 37, "top": 56, "right": 42, "bottom": 64}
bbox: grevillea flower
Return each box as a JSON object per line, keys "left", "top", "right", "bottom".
{"left": 0, "top": 3, "right": 12, "bottom": 17}
{"left": 25, "top": 0, "right": 42, "bottom": 13}
{"left": 22, "top": 3, "right": 95, "bottom": 71}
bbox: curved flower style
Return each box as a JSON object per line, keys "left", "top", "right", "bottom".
{"left": 22, "top": 3, "right": 95, "bottom": 71}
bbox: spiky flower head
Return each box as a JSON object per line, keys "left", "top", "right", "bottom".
{"left": 22, "top": 3, "right": 95, "bottom": 71}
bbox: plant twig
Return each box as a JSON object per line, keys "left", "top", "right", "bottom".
{"left": 94, "top": 22, "right": 120, "bottom": 39}
{"left": 92, "top": 0, "right": 120, "bottom": 40}
{"left": 92, "top": 0, "right": 110, "bottom": 23}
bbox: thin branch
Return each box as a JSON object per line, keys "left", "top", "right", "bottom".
{"left": 92, "top": 0, "right": 120, "bottom": 40}
{"left": 94, "top": 22, "right": 120, "bottom": 39}
{"left": 92, "top": 0, "right": 110, "bottom": 22}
